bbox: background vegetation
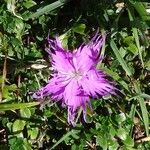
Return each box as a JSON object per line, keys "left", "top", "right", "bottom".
{"left": 0, "top": 0, "right": 150, "bottom": 149}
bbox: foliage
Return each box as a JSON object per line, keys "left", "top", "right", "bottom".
{"left": 0, "top": 0, "right": 150, "bottom": 149}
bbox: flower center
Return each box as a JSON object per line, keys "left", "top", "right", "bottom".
{"left": 74, "top": 71, "right": 81, "bottom": 77}
{"left": 71, "top": 70, "right": 82, "bottom": 79}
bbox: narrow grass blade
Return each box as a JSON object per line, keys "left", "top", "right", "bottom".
{"left": 132, "top": 28, "right": 144, "bottom": 67}
{"left": 0, "top": 102, "right": 40, "bottom": 111}
{"left": 133, "top": 81, "right": 149, "bottom": 136}
{"left": 132, "top": 2, "right": 150, "bottom": 21}
{"left": 110, "top": 39, "right": 132, "bottom": 76}
{"left": 128, "top": 93, "right": 150, "bottom": 101}
{"left": 129, "top": 104, "right": 136, "bottom": 136}
{"left": 50, "top": 130, "right": 73, "bottom": 149}
{"left": 128, "top": 7, "right": 144, "bottom": 67}
{"left": 28, "top": 0, "right": 67, "bottom": 19}
{"left": 139, "top": 93, "right": 150, "bottom": 99}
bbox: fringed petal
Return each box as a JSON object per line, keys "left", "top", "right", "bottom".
{"left": 74, "top": 34, "right": 105, "bottom": 72}
{"left": 33, "top": 75, "right": 69, "bottom": 100}
{"left": 63, "top": 78, "right": 89, "bottom": 124}
{"left": 80, "top": 69, "right": 116, "bottom": 97}
{"left": 46, "top": 37, "right": 74, "bottom": 73}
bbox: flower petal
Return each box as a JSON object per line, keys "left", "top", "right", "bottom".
{"left": 33, "top": 75, "right": 70, "bottom": 100}
{"left": 63, "top": 78, "right": 89, "bottom": 124}
{"left": 74, "top": 34, "right": 105, "bottom": 72}
{"left": 80, "top": 69, "right": 115, "bottom": 97}
{"left": 46, "top": 37, "right": 74, "bottom": 73}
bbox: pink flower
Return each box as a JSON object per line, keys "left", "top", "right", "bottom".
{"left": 33, "top": 33, "right": 116, "bottom": 125}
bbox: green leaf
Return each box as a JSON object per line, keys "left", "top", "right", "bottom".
{"left": 115, "top": 113, "right": 126, "bottom": 124}
{"left": 71, "top": 129, "right": 80, "bottom": 139}
{"left": 97, "top": 135, "right": 107, "bottom": 150}
{"left": 7, "top": 84, "right": 17, "bottom": 91}
{"left": 13, "top": 120, "right": 26, "bottom": 132}
{"left": 9, "top": 138, "right": 32, "bottom": 150}
{"left": 23, "top": 139, "right": 32, "bottom": 150}
{"left": 127, "top": 43, "right": 138, "bottom": 54}
{"left": 7, "top": 122, "right": 13, "bottom": 132}
{"left": 2, "top": 84, "right": 17, "bottom": 99}
{"left": 123, "top": 135, "right": 134, "bottom": 147}
{"left": 59, "top": 32, "right": 71, "bottom": 49}
{"left": 23, "top": 0, "right": 37, "bottom": 9}
{"left": 72, "top": 24, "right": 86, "bottom": 35}
{"left": 110, "top": 39, "right": 132, "bottom": 76}
{"left": 145, "top": 60, "right": 150, "bottom": 70}
{"left": 117, "top": 128, "right": 127, "bottom": 140}
{"left": 27, "top": 0, "right": 68, "bottom": 19}
{"left": 28, "top": 128, "right": 39, "bottom": 140}
{"left": 0, "top": 102, "right": 40, "bottom": 111}
{"left": 20, "top": 108, "right": 31, "bottom": 118}
{"left": 109, "top": 126, "right": 116, "bottom": 137}
{"left": 108, "top": 140, "right": 119, "bottom": 150}
{"left": 133, "top": 81, "right": 149, "bottom": 136}
{"left": 2, "top": 86, "right": 12, "bottom": 100}
{"left": 9, "top": 138, "right": 24, "bottom": 150}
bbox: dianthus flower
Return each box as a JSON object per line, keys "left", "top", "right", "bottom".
{"left": 33, "top": 33, "right": 116, "bottom": 125}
